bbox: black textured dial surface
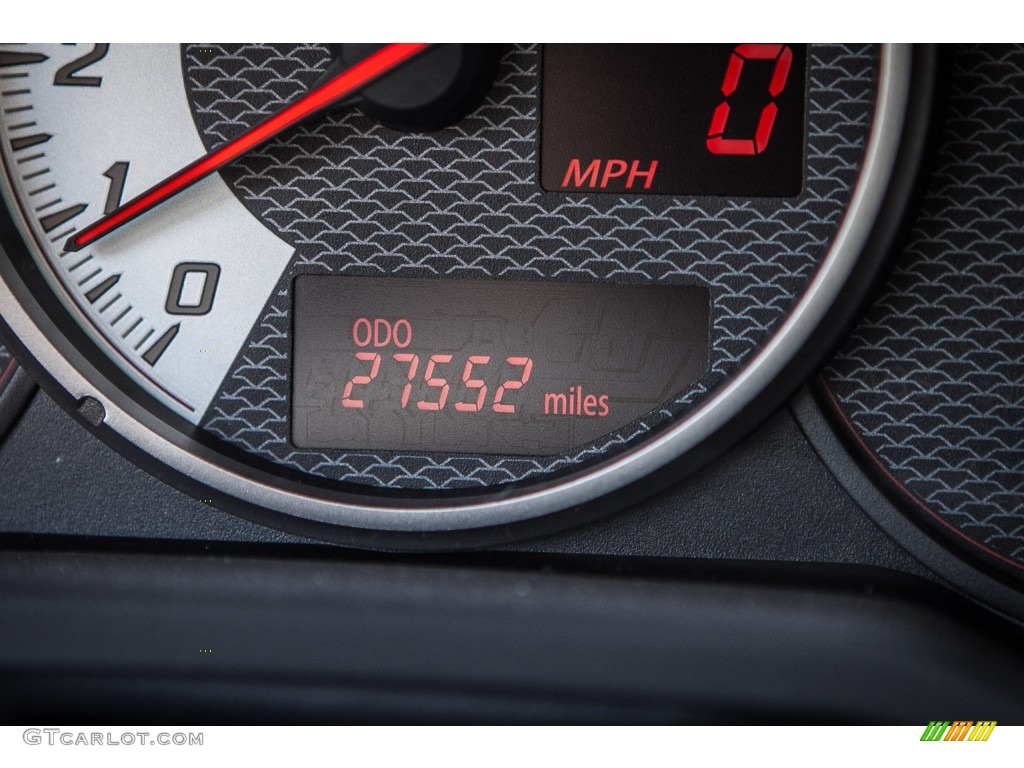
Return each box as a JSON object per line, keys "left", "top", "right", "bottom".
{"left": 824, "top": 45, "right": 1024, "bottom": 577}
{"left": 182, "top": 44, "right": 877, "bottom": 491}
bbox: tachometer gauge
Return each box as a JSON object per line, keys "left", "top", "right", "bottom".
{"left": 0, "top": 44, "right": 934, "bottom": 547}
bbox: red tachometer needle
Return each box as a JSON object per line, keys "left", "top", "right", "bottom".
{"left": 65, "top": 43, "right": 431, "bottom": 253}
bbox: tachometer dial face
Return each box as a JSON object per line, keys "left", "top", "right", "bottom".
{"left": 0, "top": 44, "right": 920, "bottom": 546}
{"left": 1, "top": 45, "right": 294, "bottom": 419}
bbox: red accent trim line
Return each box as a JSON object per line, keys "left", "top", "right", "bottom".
{"left": 818, "top": 377, "right": 1024, "bottom": 573}
{"left": 0, "top": 357, "right": 16, "bottom": 392}
{"left": 67, "top": 43, "right": 431, "bottom": 252}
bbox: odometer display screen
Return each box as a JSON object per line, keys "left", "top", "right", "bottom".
{"left": 292, "top": 277, "right": 709, "bottom": 455}
{"left": 541, "top": 44, "right": 806, "bottom": 196}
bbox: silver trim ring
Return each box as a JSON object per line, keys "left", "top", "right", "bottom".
{"left": 0, "top": 45, "right": 911, "bottom": 533}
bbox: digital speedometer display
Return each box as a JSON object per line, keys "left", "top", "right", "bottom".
{"left": 292, "top": 277, "right": 709, "bottom": 455}
{"left": 541, "top": 44, "right": 806, "bottom": 196}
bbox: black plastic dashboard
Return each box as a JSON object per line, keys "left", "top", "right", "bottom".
{"left": 1, "top": 43, "right": 1023, "bottom": 724}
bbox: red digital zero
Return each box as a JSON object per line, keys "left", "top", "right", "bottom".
{"left": 706, "top": 44, "right": 794, "bottom": 156}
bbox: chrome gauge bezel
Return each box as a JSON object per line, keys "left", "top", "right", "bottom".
{"left": 0, "top": 45, "right": 917, "bottom": 545}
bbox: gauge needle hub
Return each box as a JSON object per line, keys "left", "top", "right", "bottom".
{"left": 64, "top": 43, "right": 431, "bottom": 253}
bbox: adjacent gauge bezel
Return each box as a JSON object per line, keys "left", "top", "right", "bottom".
{"left": 0, "top": 45, "right": 929, "bottom": 548}
{"left": 793, "top": 386, "right": 1024, "bottom": 622}
{"left": 0, "top": 345, "right": 35, "bottom": 440}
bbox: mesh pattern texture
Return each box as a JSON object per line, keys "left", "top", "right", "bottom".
{"left": 183, "top": 43, "right": 877, "bottom": 490}
{"left": 826, "top": 45, "right": 1024, "bottom": 574}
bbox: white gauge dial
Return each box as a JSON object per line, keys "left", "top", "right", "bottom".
{"left": 0, "top": 43, "right": 293, "bottom": 421}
